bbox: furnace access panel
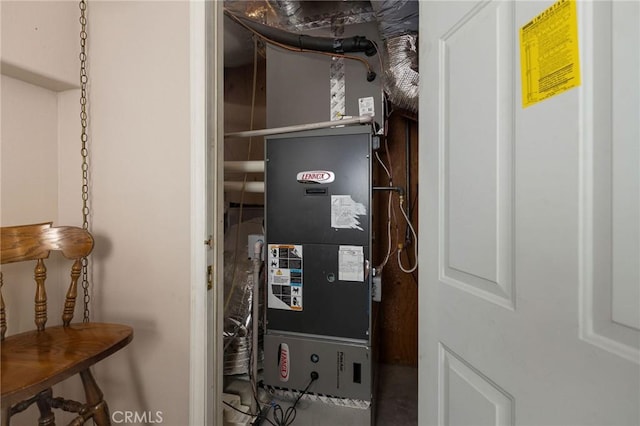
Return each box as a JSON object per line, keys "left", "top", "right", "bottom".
{"left": 264, "top": 126, "right": 372, "bottom": 341}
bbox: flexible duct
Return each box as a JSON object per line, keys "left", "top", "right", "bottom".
{"left": 370, "top": 0, "right": 419, "bottom": 113}
{"left": 267, "top": 0, "right": 376, "bottom": 31}
{"left": 223, "top": 217, "right": 264, "bottom": 375}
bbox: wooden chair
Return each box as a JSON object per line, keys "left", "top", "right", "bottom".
{"left": 0, "top": 223, "right": 133, "bottom": 425}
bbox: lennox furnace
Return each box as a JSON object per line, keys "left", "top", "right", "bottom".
{"left": 263, "top": 125, "right": 376, "bottom": 419}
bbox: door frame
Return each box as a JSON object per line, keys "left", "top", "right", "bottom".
{"left": 189, "top": 1, "right": 224, "bottom": 425}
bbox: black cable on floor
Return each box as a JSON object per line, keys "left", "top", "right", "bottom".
{"left": 222, "top": 400, "right": 276, "bottom": 426}
{"left": 271, "top": 373, "right": 318, "bottom": 426}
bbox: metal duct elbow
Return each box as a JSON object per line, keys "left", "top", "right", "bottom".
{"left": 371, "top": 0, "right": 419, "bottom": 113}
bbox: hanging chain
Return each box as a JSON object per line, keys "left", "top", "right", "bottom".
{"left": 79, "top": 0, "right": 90, "bottom": 323}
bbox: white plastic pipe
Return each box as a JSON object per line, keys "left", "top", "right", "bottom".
{"left": 224, "top": 160, "right": 264, "bottom": 173}
{"left": 224, "top": 115, "right": 374, "bottom": 139}
{"left": 223, "top": 181, "right": 265, "bottom": 193}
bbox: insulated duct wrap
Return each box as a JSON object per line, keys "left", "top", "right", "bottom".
{"left": 382, "top": 33, "right": 419, "bottom": 113}
{"left": 371, "top": 0, "right": 418, "bottom": 38}
{"left": 268, "top": 1, "right": 376, "bottom": 31}
{"left": 223, "top": 217, "right": 264, "bottom": 375}
{"left": 269, "top": 0, "right": 304, "bottom": 28}
{"left": 370, "top": 0, "right": 419, "bottom": 113}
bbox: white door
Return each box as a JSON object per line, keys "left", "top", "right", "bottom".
{"left": 419, "top": 1, "right": 639, "bottom": 425}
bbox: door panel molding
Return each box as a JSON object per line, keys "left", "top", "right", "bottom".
{"left": 438, "top": 343, "right": 515, "bottom": 426}
{"left": 579, "top": 0, "right": 640, "bottom": 364}
{"left": 438, "top": 0, "right": 515, "bottom": 311}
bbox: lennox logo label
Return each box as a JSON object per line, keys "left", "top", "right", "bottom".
{"left": 296, "top": 170, "right": 335, "bottom": 184}
{"left": 278, "top": 343, "right": 290, "bottom": 382}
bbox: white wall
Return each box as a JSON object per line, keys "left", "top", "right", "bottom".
{"left": 1, "top": 76, "right": 59, "bottom": 226}
{"left": 1, "top": 0, "right": 79, "bottom": 226}
{"left": 2, "top": 1, "right": 195, "bottom": 424}
{"left": 1, "top": 0, "right": 78, "bottom": 90}
{"left": 89, "top": 1, "right": 192, "bottom": 424}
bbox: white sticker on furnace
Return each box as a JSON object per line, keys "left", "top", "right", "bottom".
{"left": 331, "top": 195, "right": 366, "bottom": 231}
{"left": 338, "top": 245, "right": 364, "bottom": 282}
{"left": 267, "top": 244, "right": 303, "bottom": 311}
{"left": 358, "top": 96, "right": 375, "bottom": 117}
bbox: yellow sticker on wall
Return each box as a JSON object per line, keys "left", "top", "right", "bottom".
{"left": 520, "top": 0, "right": 581, "bottom": 108}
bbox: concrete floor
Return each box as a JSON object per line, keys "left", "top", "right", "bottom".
{"left": 375, "top": 364, "right": 418, "bottom": 426}
{"left": 259, "top": 363, "right": 418, "bottom": 426}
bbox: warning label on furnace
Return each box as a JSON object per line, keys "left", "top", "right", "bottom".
{"left": 519, "top": 0, "right": 581, "bottom": 108}
{"left": 268, "top": 244, "right": 303, "bottom": 311}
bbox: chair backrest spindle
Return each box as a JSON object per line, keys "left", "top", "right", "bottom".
{"left": 34, "top": 259, "right": 48, "bottom": 331}
{"left": 62, "top": 258, "right": 82, "bottom": 326}
{"left": 0, "top": 222, "right": 94, "bottom": 334}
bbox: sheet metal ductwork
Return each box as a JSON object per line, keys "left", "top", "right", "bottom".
{"left": 224, "top": 0, "right": 419, "bottom": 113}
